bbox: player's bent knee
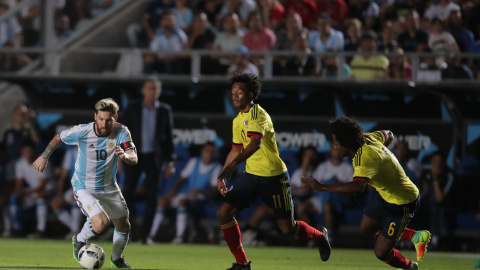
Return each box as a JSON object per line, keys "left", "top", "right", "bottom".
{"left": 374, "top": 248, "right": 391, "bottom": 261}
{"left": 91, "top": 213, "right": 110, "bottom": 233}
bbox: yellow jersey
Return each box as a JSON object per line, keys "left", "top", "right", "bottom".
{"left": 352, "top": 131, "right": 419, "bottom": 205}
{"left": 232, "top": 104, "right": 287, "bottom": 177}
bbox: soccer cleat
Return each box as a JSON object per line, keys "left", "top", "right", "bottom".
{"left": 72, "top": 234, "right": 85, "bottom": 263}
{"left": 226, "top": 261, "right": 252, "bottom": 270}
{"left": 405, "top": 262, "right": 419, "bottom": 270}
{"left": 110, "top": 256, "right": 134, "bottom": 269}
{"left": 318, "top": 227, "right": 331, "bottom": 262}
{"left": 411, "top": 230, "right": 431, "bottom": 262}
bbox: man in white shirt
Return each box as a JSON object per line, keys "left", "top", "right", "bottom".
{"left": 424, "top": 0, "right": 460, "bottom": 21}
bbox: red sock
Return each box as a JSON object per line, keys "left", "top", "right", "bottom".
{"left": 295, "top": 220, "right": 324, "bottom": 242}
{"left": 221, "top": 220, "right": 248, "bottom": 264}
{"left": 401, "top": 228, "right": 416, "bottom": 241}
{"left": 385, "top": 249, "right": 412, "bottom": 269}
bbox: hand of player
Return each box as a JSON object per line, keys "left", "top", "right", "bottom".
{"left": 218, "top": 162, "right": 236, "bottom": 183}
{"left": 217, "top": 178, "right": 228, "bottom": 197}
{"left": 300, "top": 176, "right": 321, "bottom": 191}
{"left": 115, "top": 146, "right": 125, "bottom": 159}
{"left": 33, "top": 156, "right": 48, "bottom": 173}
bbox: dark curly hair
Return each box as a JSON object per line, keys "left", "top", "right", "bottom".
{"left": 329, "top": 116, "right": 365, "bottom": 151}
{"left": 230, "top": 73, "right": 261, "bottom": 101}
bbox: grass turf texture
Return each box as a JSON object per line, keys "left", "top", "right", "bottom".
{"left": 0, "top": 238, "right": 476, "bottom": 269}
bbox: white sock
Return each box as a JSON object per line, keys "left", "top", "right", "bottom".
{"left": 176, "top": 209, "right": 187, "bottom": 239}
{"left": 71, "top": 207, "right": 82, "bottom": 232}
{"left": 148, "top": 208, "right": 164, "bottom": 238}
{"left": 36, "top": 200, "right": 47, "bottom": 232}
{"left": 2, "top": 205, "right": 12, "bottom": 232}
{"left": 77, "top": 220, "right": 97, "bottom": 243}
{"left": 112, "top": 229, "right": 129, "bottom": 261}
{"left": 55, "top": 209, "right": 71, "bottom": 228}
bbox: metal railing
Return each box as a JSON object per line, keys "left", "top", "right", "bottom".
{"left": 0, "top": 47, "right": 479, "bottom": 85}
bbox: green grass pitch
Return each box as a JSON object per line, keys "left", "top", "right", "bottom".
{"left": 0, "top": 238, "right": 477, "bottom": 269}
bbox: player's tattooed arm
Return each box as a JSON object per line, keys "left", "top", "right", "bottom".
{"left": 33, "top": 134, "right": 63, "bottom": 173}
{"left": 41, "top": 134, "right": 63, "bottom": 159}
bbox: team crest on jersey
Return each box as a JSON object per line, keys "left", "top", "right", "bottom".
{"left": 243, "top": 118, "right": 248, "bottom": 127}
{"left": 107, "top": 139, "right": 115, "bottom": 149}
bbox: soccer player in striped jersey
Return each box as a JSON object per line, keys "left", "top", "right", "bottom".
{"left": 301, "top": 116, "right": 431, "bottom": 270}
{"left": 217, "top": 73, "right": 331, "bottom": 270}
{"left": 33, "top": 98, "right": 137, "bottom": 269}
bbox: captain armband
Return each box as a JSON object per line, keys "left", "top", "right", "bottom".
{"left": 120, "top": 141, "right": 136, "bottom": 151}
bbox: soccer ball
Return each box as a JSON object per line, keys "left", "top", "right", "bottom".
{"left": 78, "top": 243, "right": 105, "bottom": 269}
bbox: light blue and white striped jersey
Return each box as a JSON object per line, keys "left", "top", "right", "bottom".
{"left": 60, "top": 122, "right": 134, "bottom": 191}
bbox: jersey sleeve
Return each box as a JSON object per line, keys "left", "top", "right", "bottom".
{"left": 352, "top": 151, "right": 376, "bottom": 182}
{"left": 180, "top": 158, "right": 196, "bottom": 178}
{"left": 209, "top": 164, "right": 222, "bottom": 187}
{"left": 15, "top": 159, "right": 24, "bottom": 180}
{"left": 367, "top": 130, "right": 390, "bottom": 145}
{"left": 119, "top": 127, "right": 135, "bottom": 151}
{"left": 247, "top": 105, "right": 266, "bottom": 139}
{"left": 232, "top": 118, "right": 242, "bottom": 148}
{"left": 60, "top": 125, "right": 81, "bottom": 145}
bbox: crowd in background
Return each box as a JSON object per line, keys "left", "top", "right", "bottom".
{"left": 127, "top": 0, "right": 480, "bottom": 81}
{"left": 1, "top": 0, "right": 480, "bottom": 81}
{"left": 0, "top": 100, "right": 479, "bottom": 252}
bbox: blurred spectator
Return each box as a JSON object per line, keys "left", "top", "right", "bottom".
{"left": 0, "top": 41, "right": 31, "bottom": 72}
{"left": 212, "top": 13, "right": 244, "bottom": 74}
{"left": 377, "top": 22, "right": 397, "bottom": 52}
{"left": 291, "top": 147, "right": 319, "bottom": 225}
{"left": 52, "top": 12, "right": 73, "bottom": 46}
{"left": 173, "top": 0, "right": 193, "bottom": 31}
{"left": 0, "top": 2, "right": 23, "bottom": 48}
{"left": 12, "top": 142, "right": 49, "bottom": 238}
{"left": 242, "top": 11, "right": 276, "bottom": 71}
{"left": 182, "top": 12, "right": 216, "bottom": 74}
{"left": 424, "top": 0, "right": 460, "bottom": 22}
{"left": 428, "top": 17, "right": 459, "bottom": 54}
{"left": 284, "top": 32, "right": 316, "bottom": 76}
{"left": 350, "top": 32, "right": 389, "bottom": 80}
{"left": 255, "top": 0, "right": 285, "bottom": 31}
{"left": 216, "top": 0, "right": 256, "bottom": 28}
{"left": 448, "top": 10, "right": 475, "bottom": 53}
{"left": 64, "top": 0, "right": 92, "bottom": 31}
{"left": 308, "top": 14, "right": 344, "bottom": 53}
{"left": 284, "top": 0, "right": 317, "bottom": 29}
{"left": 50, "top": 146, "right": 82, "bottom": 239}
{"left": 319, "top": 51, "right": 351, "bottom": 79}
{"left": 146, "top": 142, "right": 221, "bottom": 244}
{"left": 126, "top": 0, "right": 176, "bottom": 48}
{"left": 387, "top": 47, "right": 412, "bottom": 80}
{"left": 417, "top": 48, "right": 447, "bottom": 83}
{"left": 316, "top": 0, "right": 349, "bottom": 30}
{"left": 18, "top": 0, "right": 66, "bottom": 47}
{"left": 242, "top": 12, "right": 276, "bottom": 51}
{"left": 226, "top": 46, "right": 259, "bottom": 76}
{"left": 343, "top": 18, "right": 362, "bottom": 63}
{"left": 420, "top": 151, "right": 455, "bottom": 248}
{"left": 394, "top": 140, "right": 421, "bottom": 182}
{"left": 348, "top": 0, "right": 380, "bottom": 32}
{"left": 144, "top": 11, "right": 188, "bottom": 74}
{"left": 300, "top": 145, "right": 354, "bottom": 239}
{"left": 397, "top": 10, "right": 429, "bottom": 52}
{"left": 442, "top": 55, "right": 474, "bottom": 80}
{"left": 195, "top": 0, "right": 222, "bottom": 27}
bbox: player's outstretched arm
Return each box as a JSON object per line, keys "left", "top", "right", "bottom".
{"left": 384, "top": 130, "right": 394, "bottom": 147}
{"left": 33, "top": 134, "right": 63, "bottom": 173}
{"left": 301, "top": 176, "right": 367, "bottom": 194}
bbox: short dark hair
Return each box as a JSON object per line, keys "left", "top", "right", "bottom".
{"left": 230, "top": 73, "right": 262, "bottom": 101}
{"left": 329, "top": 116, "right": 365, "bottom": 151}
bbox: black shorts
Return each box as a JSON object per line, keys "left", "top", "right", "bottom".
{"left": 364, "top": 190, "right": 420, "bottom": 242}
{"left": 224, "top": 171, "right": 293, "bottom": 220}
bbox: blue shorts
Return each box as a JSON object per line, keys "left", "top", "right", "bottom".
{"left": 224, "top": 171, "right": 293, "bottom": 220}
{"left": 364, "top": 190, "right": 420, "bottom": 242}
